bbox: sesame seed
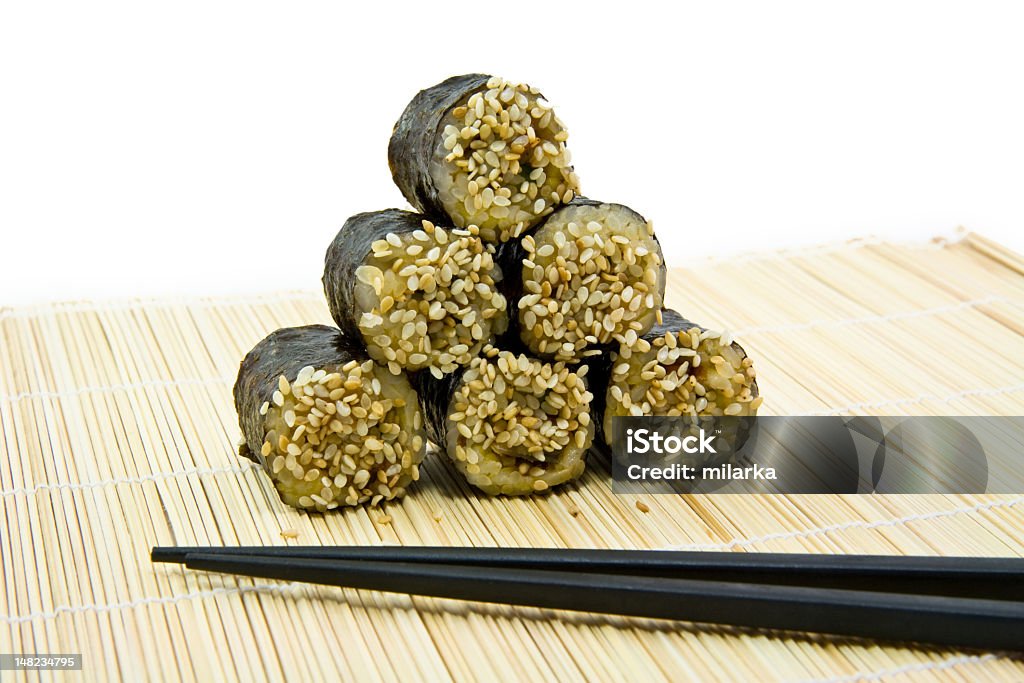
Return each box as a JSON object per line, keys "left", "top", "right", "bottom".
{"left": 604, "top": 323, "right": 760, "bottom": 438}
{"left": 445, "top": 349, "right": 592, "bottom": 496}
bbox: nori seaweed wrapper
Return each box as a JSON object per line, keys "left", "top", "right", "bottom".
{"left": 411, "top": 367, "right": 464, "bottom": 450}
{"left": 323, "top": 209, "right": 424, "bottom": 342}
{"left": 388, "top": 74, "right": 490, "bottom": 225}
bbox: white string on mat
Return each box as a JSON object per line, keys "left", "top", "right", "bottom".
{"left": 811, "top": 382, "right": 1024, "bottom": 416}
{"left": 733, "top": 295, "right": 1013, "bottom": 336}
{"left": 661, "top": 495, "right": 1024, "bottom": 551}
{"left": 802, "top": 653, "right": 1003, "bottom": 683}
{"left": 677, "top": 231, "right": 963, "bottom": 269}
{"left": 0, "top": 463, "right": 260, "bottom": 499}
{"left": 0, "top": 582, "right": 309, "bottom": 625}
{"left": 0, "top": 290, "right": 322, "bottom": 322}
{"left": 0, "top": 375, "right": 236, "bottom": 405}
{"left": 2, "top": 495, "right": 1020, "bottom": 625}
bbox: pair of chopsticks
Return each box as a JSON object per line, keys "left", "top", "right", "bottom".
{"left": 151, "top": 546, "right": 1024, "bottom": 651}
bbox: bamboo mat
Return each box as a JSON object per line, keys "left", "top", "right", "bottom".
{"left": 2, "top": 233, "right": 1024, "bottom": 682}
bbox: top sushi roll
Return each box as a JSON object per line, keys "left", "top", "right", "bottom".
{"left": 388, "top": 74, "right": 580, "bottom": 244}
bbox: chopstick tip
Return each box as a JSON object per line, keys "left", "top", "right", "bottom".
{"left": 151, "top": 547, "right": 188, "bottom": 564}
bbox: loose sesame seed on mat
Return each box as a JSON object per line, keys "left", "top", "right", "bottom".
{"left": 2, "top": 233, "right": 1024, "bottom": 682}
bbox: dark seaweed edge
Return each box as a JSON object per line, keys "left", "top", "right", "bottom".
{"left": 233, "top": 325, "right": 373, "bottom": 468}
{"left": 323, "top": 208, "right": 430, "bottom": 341}
{"left": 387, "top": 73, "right": 490, "bottom": 224}
{"left": 410, "top": 367, "right": 464, "bottom": 449}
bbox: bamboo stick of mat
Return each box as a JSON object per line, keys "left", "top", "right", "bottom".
{"left": 152, "top": 546, "right": 1024, "bottom": 601}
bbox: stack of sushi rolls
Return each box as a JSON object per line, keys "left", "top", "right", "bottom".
{"left": 234, "top": 73, "right": 760, "bottom": 511}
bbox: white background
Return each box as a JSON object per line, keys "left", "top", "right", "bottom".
{"left": 2, "top": 1, "right": 1022, "bottom": 305}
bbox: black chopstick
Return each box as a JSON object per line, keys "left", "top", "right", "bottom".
{"left": 151, "top": 546, "right": 1024, "bottom": 602}
{"left": 177, "top": 553, "right": 1024, "bottom": 651}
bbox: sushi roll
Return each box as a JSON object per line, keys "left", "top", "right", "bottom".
{"left": 323, "top": 209, "right": 508, "bottom": 378}
{"left": 234, "top": 325, "right": 426, "bottom": 511}
{"left": 415, "top": 345, "right": 594, "bottom": 496}
{"left": 499, "top": 198, "right": 667, "bottom": 362}
{"left": 593, "top": 309, "right": 761, "bottom": 448}
{"left": 388, "top": 74, "right": 579, "bottom": 244}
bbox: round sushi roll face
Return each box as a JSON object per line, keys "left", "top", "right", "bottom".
{"left": 431, "top": 77, "right": 578, "bottom": 242}
{"left": 602, "top": 315, "right": 761, "bottom": 445}
{"left": 517, "top": 201, "right": 666, "bottom": 362}
{"left": 444, "top": 346, "right": 594, "bottom": 495}
{"left": 259, "top": 362, "right": 424, "bottom": 510}
{"left": 390, "top": 74, "right": 579, "bottom": 244}
{"left": 354, "top": 221, "right": 508, "bottom": 377}
{"left": 235, "top": 326, "right": 426, "bottom": 511}
{"left": 325, "top": 210, "right": 509, "bottom": 378}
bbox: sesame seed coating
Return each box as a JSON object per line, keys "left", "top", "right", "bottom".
{"left": 417, "top": 345, "right": 594, "bottom": 496}
{"left": 390, "top": 74, "right": 578, "bottom": 244}
{"left": 234, "top": 326, "right": 426, "bottom": 511}
{"left": 326, "top": 209, "right": 508, "bottom": 377}
{"left": 599, "top": 310, "right": 761, "bottom": 446}
{"left": 507, "top": 199, "right": 666, "bottom": 362}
